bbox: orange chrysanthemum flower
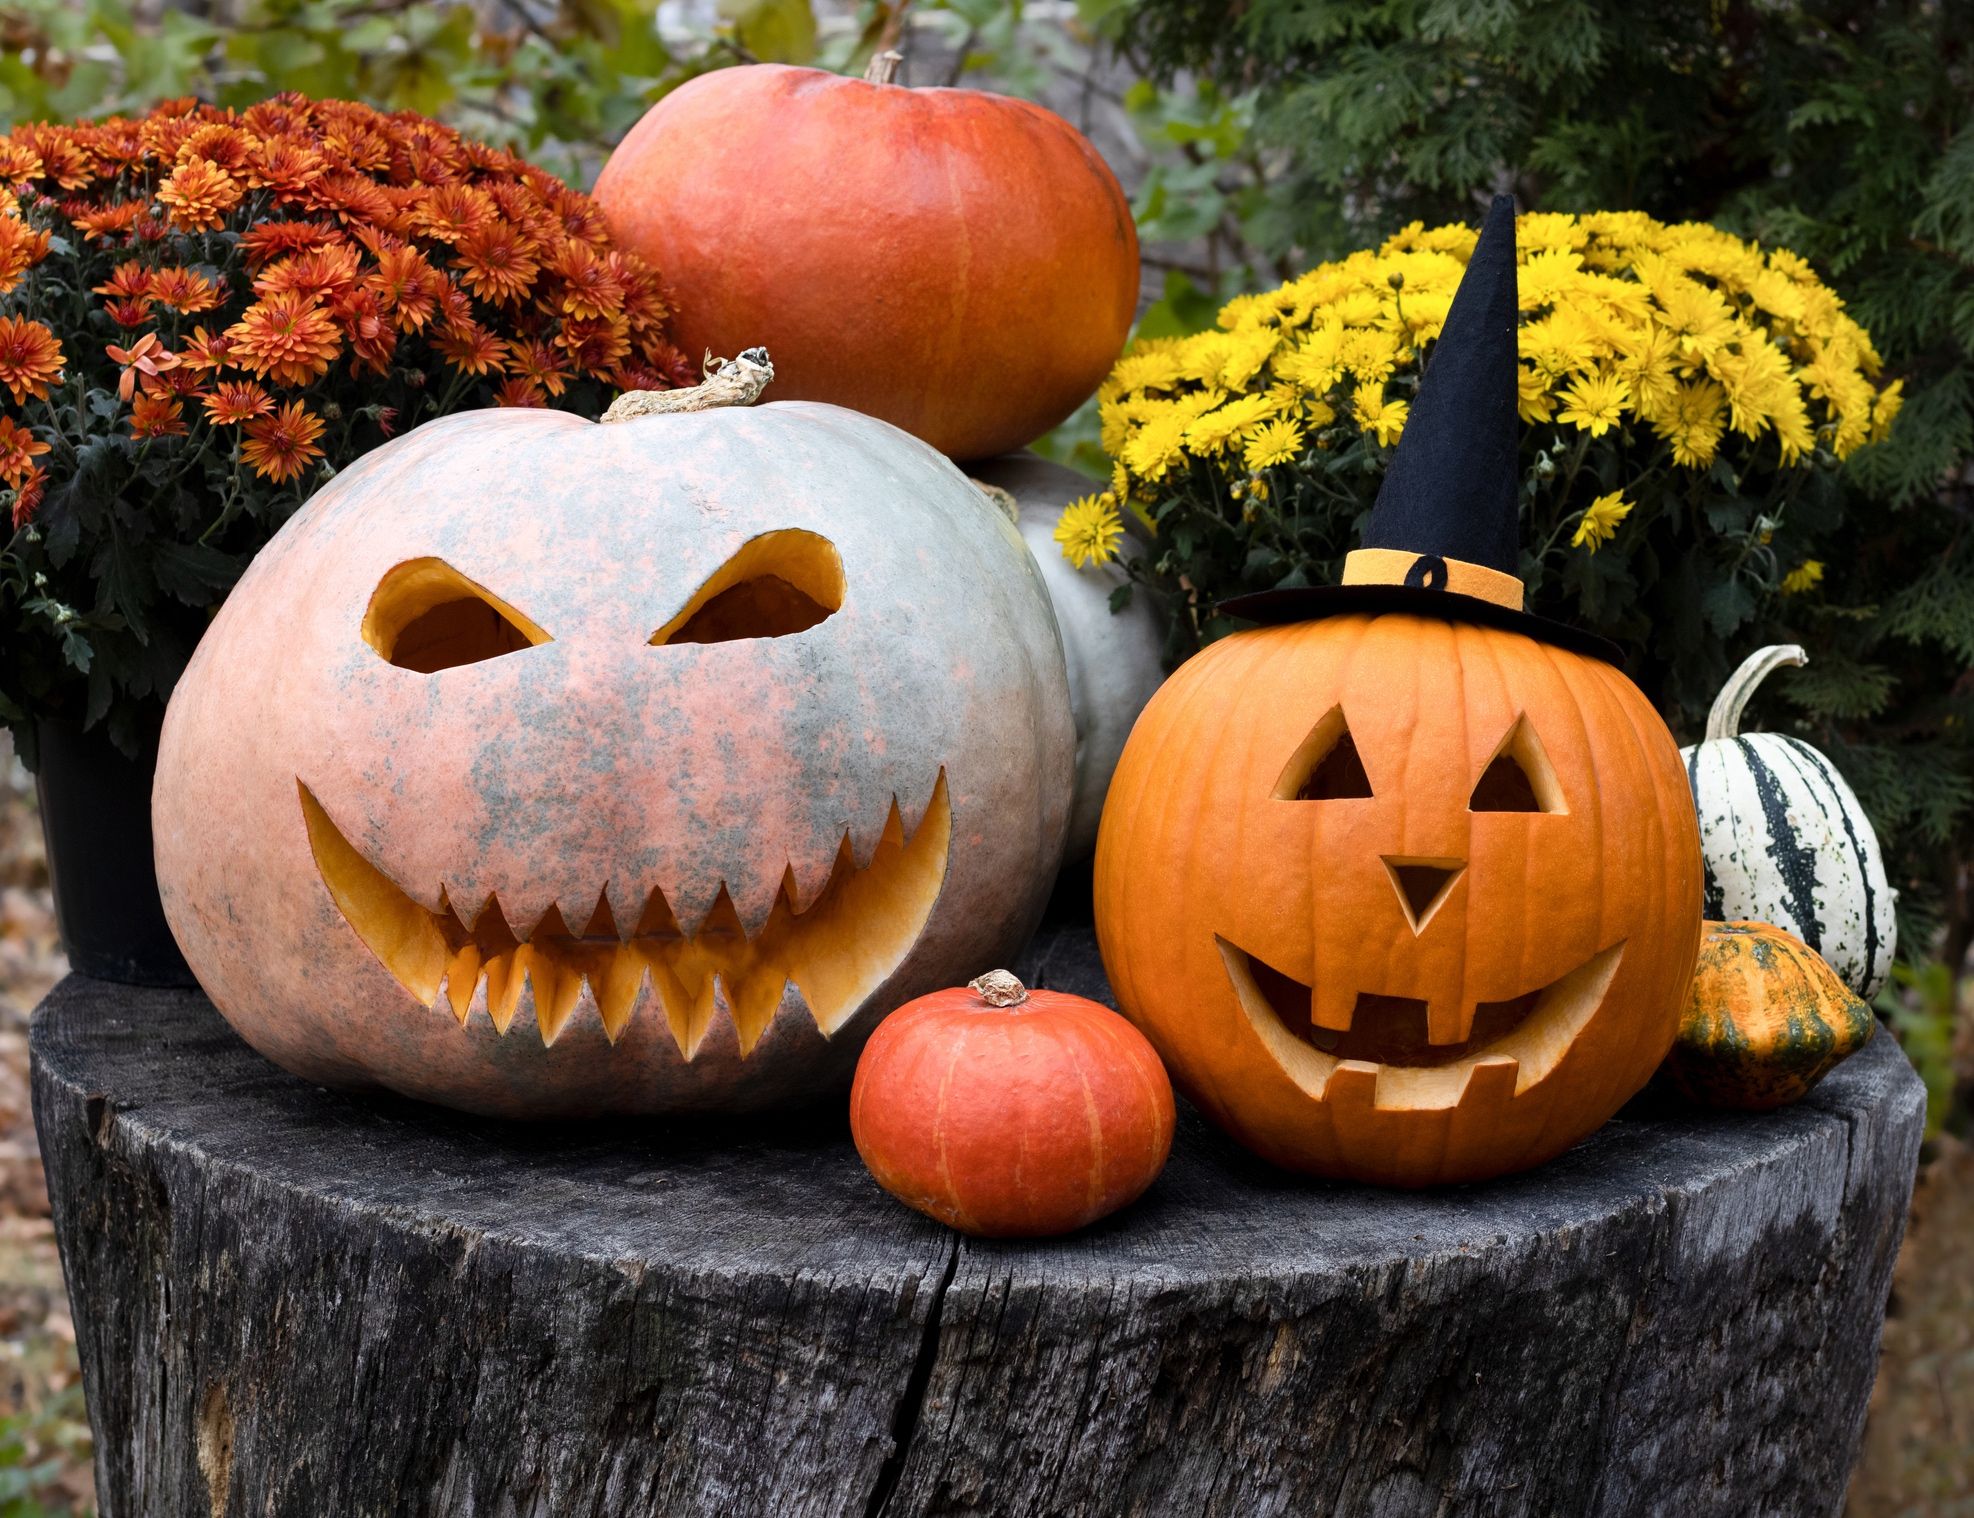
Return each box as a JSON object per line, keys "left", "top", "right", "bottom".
{"left": 455, "top": 220, "right": 538, "bottom": 305}
{"left": 68, "top": 200, "right": 147, "bottom": 240}
{"left": 331, "top": 287, "right": 396, "bottom": 375}
{"left": 241, "top": 398, "right": 326, "bottom": 483}
{"left": 157, "top": 156, "right": 243, "bottom": 232}
{"left": 0, "top": 140, "right": 44, "bottom": 182}
{"left": 253, "top": 240, "right": 361, "bottom": 303}
{"left": 410, "top": 183, "right": 495, "bottom": 245}
{"left": 508, "top": 338, "right": 571, "bottom": 397}
{"left": 204, "top": 381, "right": 275, "bottom": 426}
{"left": 225, "top": 290, "right": 342, "bottom": 386}
{"left": 0, "top": 415, "right": 50, "bottom": 486}
{"left": 308, "top": 171, "right": 394, "bottom": 227}
{"left": 105, "top": 331, "right": 179, "bottom": 401}
{"left": 0, "top": 215, "right": 52, "bottom": 293}
{"left": 547, "top": 238, "right": 623, "bottom": 321}
{"left": 435, "top": 319, "right": 509, "bottom": 376}
{"left": 148, "top": 266, "right": 222, "bottom": 313}
{"left": 180, "top": 124, "right": 253, "bottom": 174}
{"left": 9, "top": 462, "right": 45, "bottom": 529}
{"left": 555, "top": 314, "right": 631, "bottom": 372}
{"left": 237, "top": 219, "right": 338, "bottom": 266}
{"left": 0, "top": 315, "right": 64, "bottom": 403}
{"left": 365, "top": 242, "right": 444, "bottom": 331}
{"left": 492, "top": 375, "right": 544, "bottom": 408}
{"left": 177, "top": 325, "right": 235, "bottom": 372}
{"left": 93, "top": 259, "right": 153, "bottom": 302}
{"left": 129, "top": 391, "right": 188, "bottom": 439}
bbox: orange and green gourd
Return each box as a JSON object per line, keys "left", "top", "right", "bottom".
{"left": 1664, "top": 920, "right": 1876, "bottom": 1111}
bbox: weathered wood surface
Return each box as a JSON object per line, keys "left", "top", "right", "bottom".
{"left": 33, "top": 925, "right": 1924, "bottom": 1518}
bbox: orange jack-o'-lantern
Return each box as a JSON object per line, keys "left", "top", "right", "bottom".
{"left": 154, "top": 356, "right": 1076, "bottom": 1118}
{"left": 1094, "top": 201, "right": 1703, "bottom": 1186}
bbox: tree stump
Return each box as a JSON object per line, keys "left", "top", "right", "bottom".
{"left": 33, "top": 926, "right": 1923, "bottom": 1518}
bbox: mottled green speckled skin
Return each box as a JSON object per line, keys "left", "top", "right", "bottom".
{"left": 153, "top": 401, "right": 1075, "bottom": 1117}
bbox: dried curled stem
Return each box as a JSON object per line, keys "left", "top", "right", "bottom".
{"left": 968, "top": 970, "right": 1029, "bottom": 1007}
{"left": 864, "top": 49, "right": 903, "bottom": 85}
{"left": 601, "top": 347, "right": 774, "bottom": 423}
{"left": 970, "top": 479, "right": 1019, "bottom": 526}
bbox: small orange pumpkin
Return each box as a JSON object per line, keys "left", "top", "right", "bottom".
{"left": 1663, "top": 920, "right": 1876, "bottom": 1111}
{"left": 850, "top": 970, "right": 1175, "bottom": 1237}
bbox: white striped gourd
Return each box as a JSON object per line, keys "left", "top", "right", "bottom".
{"left": 1680, "top": 646, "right": 1895, "bottom": 998}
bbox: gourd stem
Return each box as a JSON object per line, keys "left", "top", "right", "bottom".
{"left": 864, "top": 49, "right": 903, "bottom": 84}
{"left": 600, "top": 347, "right": 773, "bottom": 423}
{"left": 1705, "top": 644, "right": 1807, "bottom": 741}
{"left": 968, "top": 970, "right": 1029, "bottom": 1007}
{"left": 969, "top": 478, "right": 1019, "bottom": 526}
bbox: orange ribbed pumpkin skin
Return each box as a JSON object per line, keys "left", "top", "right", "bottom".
{"left": 1094, "top": 613, "right": 1704, "bottom": 1189}
{"left": 850, "top": 984, "right": 1175, "bottom": 1236}
{"left": 591, "top": 65, "right": 1139, "bottom": 463}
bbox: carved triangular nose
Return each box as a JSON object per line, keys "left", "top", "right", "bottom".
{"left": 1382, "top": 857, "right": 1466, "bottom": 934}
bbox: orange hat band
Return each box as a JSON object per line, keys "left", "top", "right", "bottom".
{"left": 1341, "top": 548, "right": 1525, "bottom": 611}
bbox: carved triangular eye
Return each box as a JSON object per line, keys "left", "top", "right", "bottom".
{"left": 364, "top": 558, "right": 549, "bottom": 673}
{"left": 653, "top": 528, "right": 844, "bottom": 645}
{"left": 1470, "top": 715, "right": 1567, "bottom": 813}
{"left": 1274, "top": 707, "right": 1374, "bottom": 800}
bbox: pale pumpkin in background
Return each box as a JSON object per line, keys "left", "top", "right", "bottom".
{"left": 970, "top": 452, "right": 1167, "bottom": 859}
{"left": 592, "top": 59, "right": 1139, "bottom": 462}
{"left": 154, "top": 393, "right": 1076, "bottom": 1117}
{"left": 1096, "top": 612, "right": 1705, "bottom": 1188}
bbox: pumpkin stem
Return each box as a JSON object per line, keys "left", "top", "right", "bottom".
{"left": 864, "top": 49, "right": 903, "bottom": 84}
{"left": 600, "top": 347, "right": 774, "bottom": 423}
{"left": 968, "top": 969, "right": 1029, "bottom": 1007}
{"left": 969, "top": 479, "right": 1019, "bottom": 526}
{"left": 1704, "top": 644, "right": 1808, "bottom": 741}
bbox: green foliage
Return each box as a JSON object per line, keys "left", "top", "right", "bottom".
{"left": 0, "top": 1381, "right": 91, "bottom": 1517}
{"left": 0, "top": 0, "right": 704, "bottom": 182}
{"left": 1115, "top": 0, "right": 1974, "bottom": 967}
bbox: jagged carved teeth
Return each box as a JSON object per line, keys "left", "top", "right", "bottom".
{"left": 298, "top": 772, "right": 950, "bottom": 1058}
{"left": 1216, "top": 936, "right": 1626, "bottom": 1110}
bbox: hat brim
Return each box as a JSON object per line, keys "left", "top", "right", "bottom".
{"left": 1215, "top": 584, "right": 1624, "bottom": 666}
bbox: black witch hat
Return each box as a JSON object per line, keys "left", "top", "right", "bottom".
{"left": 1220, "top": 194, "right": 1619, "bottom": 664}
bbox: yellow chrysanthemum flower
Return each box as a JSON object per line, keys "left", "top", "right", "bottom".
{"left": 1054, "top": 493, "right": 1125, "bottom": 570}
{"left": 1572, "top": 491, "right": 1633, "bottom": 552}
{"left": 1352, "top": 383, "right": 1408, "bottom": 446}
{"left": 1243, "top": 417, "right": 1305, "bottom": 471}
{"left": 1081, "top": 209, "right": 1898, "bottom": 574}
{"left": 1557, "top": 371, "right": 1631, "bottom": 436}
{"left": 1781, "top": 560, "right": 1825, "bottom": 595}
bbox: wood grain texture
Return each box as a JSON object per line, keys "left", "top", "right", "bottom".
{"left": 32, "top": 926, "right": 1923, "bottom": 1518}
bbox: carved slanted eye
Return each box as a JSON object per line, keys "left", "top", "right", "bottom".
{"left": 1273, "top": 706, "right": 1374, "bottom": 800}
{"left": 653, "top": 528, "right": 845, "bottom": 646}
{"left": 1470, "top": 714, "right": 1567, "bottom": 814}
{"left": 364, "top": 558, "right": 550, "bottom": 673}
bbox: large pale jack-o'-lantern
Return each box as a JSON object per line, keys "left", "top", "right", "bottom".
{"left": 155, "top": 353, "right": 1076, "bottom": 1117}
{"left": 1095, "top": 202, "right": 1704, "bottom": 1187}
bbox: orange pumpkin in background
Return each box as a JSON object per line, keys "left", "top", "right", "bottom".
{"left": 592, "top": 57, "right": 1139, "bottom": 462}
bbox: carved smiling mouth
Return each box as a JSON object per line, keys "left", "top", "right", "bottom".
{"left": 297, "top": 773, "right": 950, "bottom": 1057}
{"left": 1217, "top": 937, "right": 1625, "bottom": 1110}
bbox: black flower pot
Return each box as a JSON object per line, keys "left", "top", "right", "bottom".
{"left": 34, "top": 712, "right": 196, "bottom": 987}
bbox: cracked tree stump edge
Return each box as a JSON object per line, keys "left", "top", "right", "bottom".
{"left": 31, "top": 925, "right": 1924, "bottom": 1518}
